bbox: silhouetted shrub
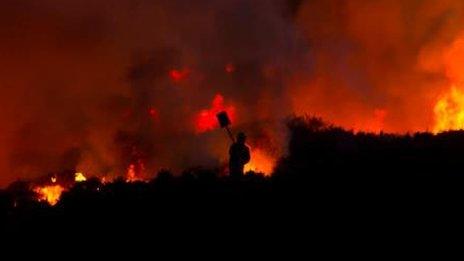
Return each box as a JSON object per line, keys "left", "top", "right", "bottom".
{"left": 4, "top": 116, "right": 464, "bottom": 231}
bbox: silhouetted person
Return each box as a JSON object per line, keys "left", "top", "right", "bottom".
{"left": 229, "top": 132, "right": 251, "bottom": 178}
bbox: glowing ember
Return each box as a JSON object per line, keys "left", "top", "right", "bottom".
{"left": 75, "top": 172, "right": 87, "bottom": 182}
{"left": 51, "top": 176, "right": 57, "bottom": 183}
{"left": 245, "top": 147, "right": 275, "bottom": 176}
{"left": 34, "top": 185, "right": 65, "bottom": 206}
{"left": 195, "top": 94, "right": 236, "bottom": 133}
{"left": 169, "top": 68, "right": 190, "bottom": 82}
{"left": 433, "top": 86, "right": 464, "bottom": 133}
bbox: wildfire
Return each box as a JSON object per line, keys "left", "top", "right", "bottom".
{"left": 433, "top": 86, "right": 464, "bottom": 133}
{"left": 433, "top": 33, "right": 464, "bottom": 133}
{"left": 195, "top": 94, "right": 236, "bottom": 133}
{"left": 245, "top": 147, "right": 275, "bottom": 176}
{"left": 126, "top": 164, "right": 137, "bottom": 182}
{"left": 75, "top": 172, "right": 87, "bottom": 182}
{"left": 34, "top": 184, "right": 65, "bottom": 206}
{"left": 126, "top": 162, "right": 147, "bottom": 182}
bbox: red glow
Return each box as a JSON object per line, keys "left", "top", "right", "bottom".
{"left": 169, "top": 68, "right": 190, "bottom": 82}
{"left": 148, "top": 107, "right": 158, "bottom": 120}
{"left": 126, "top": 164, "right": 137, "bottom": 182}
{"left": 126, "top": 160, "right": 146, "bottom": 183}
{"left": 195, "top": 94, "right": 236, "bottom": 133}
{"left": 370, "top": 108, "right": 388, "bottom": 133}
{"left": 225, "top": 63, "right": 235, "bottom": 74}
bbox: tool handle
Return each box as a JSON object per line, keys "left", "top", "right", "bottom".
{"left": 225, "top": 126, "right": 235, "bottom": 143}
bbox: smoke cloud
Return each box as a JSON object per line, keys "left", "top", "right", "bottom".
{"left": 0, "top": 0, "right": 301, "bottom": 186}
{"left": 2, "top": 0, "right": 464, "bottom": 186}
{"left": 292, "top": 0, "right": 464, "bottom": 132}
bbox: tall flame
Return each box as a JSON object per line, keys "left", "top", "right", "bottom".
{"left": 433, "top": 31, "right": 464, "bottom": 133}
{"left": 433, "top": 86, "right": 464, "bottom": 132}
{"left": 126, "top": 164, "right": 137, "bottom": 182}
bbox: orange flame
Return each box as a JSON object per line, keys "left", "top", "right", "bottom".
{"left": 245, "top": 147, "right": 275, "bottom": 176}
{"left": 126, "top": 161, "right": 147, "bottom": 182}
{"left": 432, "top": 32, "right": 464, "bottom": 133}
{"left": 75, "top": 172, "right": 87, "bottom": 182}
{"left": 126, "top": 164, "right": 137, "bottom": 182}
{"left": 101, "top": 176, "right": 110, "bottom": 184}
{"left": 434, "top": 86, "right": 464, "bottom": 133}
{"left": 34, "top": 185, "right": 65, "bottom": 206}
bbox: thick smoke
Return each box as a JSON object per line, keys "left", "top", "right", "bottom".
{"left": 292, "top": 0, "right": 464, "bottom": 132}
{"left": 0, "top": 0, "right": 302, "bottom": 186}
{"left": 2, "top": 0, "right": 464, "bottom": 186}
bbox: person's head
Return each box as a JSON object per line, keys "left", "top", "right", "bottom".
{"left": 236, "top": 132, "right": 246, "bottom": 144}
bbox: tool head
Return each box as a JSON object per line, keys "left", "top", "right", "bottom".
{"left": 216, "top": 111, "right": 231, "bottom": 128}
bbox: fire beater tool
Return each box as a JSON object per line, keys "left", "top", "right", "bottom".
{"left": 216, "top": 111, "right": 235, "bottom": 143}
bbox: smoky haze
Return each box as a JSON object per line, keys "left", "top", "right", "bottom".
{"left": 0, "top": 0, "right": 301, "bottom": 186}
{"left": 1, "top": 0, "right": 464, "bottom": 186}
{"left": 292, "top": 0, "right": 464, "bottom": 132}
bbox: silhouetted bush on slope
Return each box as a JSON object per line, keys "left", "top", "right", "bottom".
{"left": 4, "top": 116, "right": 464, "bottom": 231}
{"left": 277, "top": 116, "right": 464, "bottom": 180}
